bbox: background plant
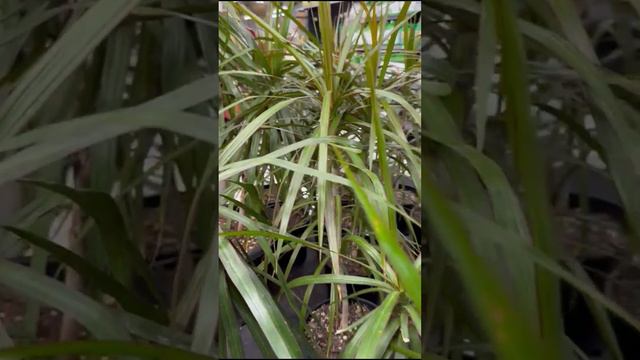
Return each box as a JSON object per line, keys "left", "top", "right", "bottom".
{"left": 425, "top": 0, "right": 640, "bottom": 359}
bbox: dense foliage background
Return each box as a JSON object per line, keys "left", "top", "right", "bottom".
{"left": 0, "top": 0, "right": 217, "bottom": 359}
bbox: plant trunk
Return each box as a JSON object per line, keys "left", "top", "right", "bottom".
{"left": 325, "top": 180, "right": 349, "bottom": 329}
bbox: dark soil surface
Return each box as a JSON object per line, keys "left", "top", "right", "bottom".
{"left": 305, "top": 301, "right": 370, "bottom": 358}
{"left": 229, "top": 235, "right": 260, "bottom": 259}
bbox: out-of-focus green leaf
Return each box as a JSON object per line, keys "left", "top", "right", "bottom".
{"left": 0, "top": 110, "right": 215, "bottom": 186}
{"left": 3, "top": 226, "right": 167, "bottom": 323}
{"left": 0, "top": 0, "right": 142, "bottom": 140}
{"left": 20, "top": 181, "right": 157, "bottom": 299}
{"left": 493, "top": 0, "right": 564, "bottom": 354}
{"left": 0, "top": 259, "right": 130, "bottom": 340}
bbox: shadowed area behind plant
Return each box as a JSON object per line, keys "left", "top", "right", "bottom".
{"left": 426, "top": 0, "right": 640, "bottom": 359}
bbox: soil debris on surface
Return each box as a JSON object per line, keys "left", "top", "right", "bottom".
{"left": 229, "top": 235, "right": 260, "bottom": 257}
{"left": 394, "top": 188, "right": 419, "bottom": 208}
{"left": 220, "top": 219, "right": 261, "bottom": 258}
{"left": 305, "top": 301, "right": 370, "bottom": 358}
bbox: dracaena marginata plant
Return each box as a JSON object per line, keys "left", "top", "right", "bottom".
{"left": 218, "top": 1, "right": 421, "bottom": 358}
{"left": 425, "top": 0, "right": 640, "bottom": 359}
{"left": 0, "top": 1, "right": 219, "bottom": 359}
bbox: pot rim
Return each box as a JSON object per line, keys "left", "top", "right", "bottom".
{"left": 308, "top": 295, "right": 378, "bottom": 315}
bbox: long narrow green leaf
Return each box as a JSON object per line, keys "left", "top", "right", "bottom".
{"left": 334, "top": 149, "right": 420, "bottom": 310}
{"left": 219, "top": 274, "right": 243, "bottom": 358}
{"left": 22, "top": 181, "right": 155, "bottom": 291}
{"left": 138, "top": 75, "right": 216, "bottom": 111}
{"left": 0, "top": 0, "right": 142, "bottom": 140}
{"left": 492, "top": 0, "right": 564, "bottom": 353}
{"left": 219, "top": 97, "right": 300, "bottom": 167}
{"left": 317, "top": 92, "right": 332, "bottom": 265}
{"left": 421, "top": 175, "right": 545, "bottom": 360}
{"left": 340, "top": 292, "right": 400, "bottom": 359}
{"left": 0, "top": 259, "right": 130, "bottom": 340}
{"left": 3, "top": 226, "right": 167, "bottom": 323}
{"left": 190, "top": 236, "right": 218, "bottom": 355}
{"left": 318, "top": 3, "right": 334, "bottom": 93}
{"left": 0, "top": 111, "right": 214, "bottom": 186}
{"left": 219, "top": 236, "right": 302, "bottom": 358}
{"left": 288, "top": 274, "right": 394, "bottom": 291}
{"left": 378, "top": 2, "right": 411, "bottom": 86}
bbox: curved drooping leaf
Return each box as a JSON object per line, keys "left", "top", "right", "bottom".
{"left": 342, "top": 292, "right": 400, "bottom": 358}
{"left": 288, "top": 274, "right": 394, "bottom": 291}
{"left": 0, "top": 75, "right": 216, "bottom": 154}
{"left": 421, "top": 176, "right": 546, "bottom": 360}
{"left": 219, "top": 236, "right": 302, "bottom": 358}
{"left": 20, "top": 180, "right": 158, "bottom": 300}
{"left": 190, "top": 235, "right": 219, "bottom": 356}
{"left": 452, "top": 203, "right": 640, "bottom": 334}
{"left": 0, "top": 259, "right": 129, "bottom": 340}
{"left": 3, "top": 226, "right": 167, "bottom": 323}
{"left": 219, "top": 97, "right": 301, "bottom": 167}
{"left": 0, "top": 110, "right": 215, "bottom": 186}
